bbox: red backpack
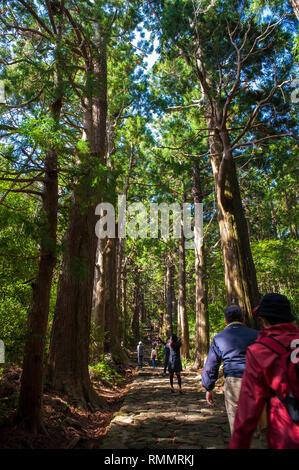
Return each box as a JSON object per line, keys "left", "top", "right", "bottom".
{"left": 256, "top": 336, "right": 299, "bottom": 423}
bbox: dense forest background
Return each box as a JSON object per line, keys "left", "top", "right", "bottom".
{"left": 0, "top": 0, "right": 298, "bottom": 434}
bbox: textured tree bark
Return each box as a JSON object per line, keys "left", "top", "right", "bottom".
{"left": 93, "top": 237, "right": 108, "bottom": 358}
{"left": 284, "top": 189, "right": 297, "bottom": 240}
{"left": 101, "top": 142, "right": 133, "bottom": 357}
{"left": 165, "top": 256, "right": 175, "bottom": 337}
{"left": 171, "top": 286, "right": 177, "bottom": 328}
{"left": 48, "top": 197, "right": 102, "bottom": 407}
{"left": 121, "top": 261, "right": 128, "bottom": 346}
{"left": 177, "top": 203, "right": 190, "bottom": 359}
{"left": 48, "top": 29, "right": 107, "bottom": 407}
{"left": 208, "top": 116, "right": 260, "bottom": 325}
{"left": 191, "top": 42, "right": 260, "bottom": 325}
{"left": 158, "top": 310, "right": 164, "bottom": 338}
{"left": 194, "top": 241, "right": 209, "bottom": 367}
{"left": 131, "top": 277, "right": 140, "bottom": 343}
{"left": 17, "top": 151, "right": 58, "bottom": 432}
{"left": 192, "top": 164, "right": 209, "bottom": 368}
{"left": 104, "top": 237, "right": 125, "bottom": 361}
{"left": 289, "top": 0, "right": 299, "bottom": 19}
{"left": 116, "top": 237, "right": 122, "bottom": 336}
{"left": 17, "top": 39, "right": 63, "bottom": 432}
{"left": 265, "top": 175, "right": 279, "bottom": 240}
{"left": 118, "top": 146, "right": 134, "bottom": 347}
{"left": 140, "top": 291, "right": 146, "bottom": 324}
{"left": 160, "top": 273, "right": 167, "bottom": 338}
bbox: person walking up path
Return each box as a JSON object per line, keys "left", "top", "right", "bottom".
{"left": 229, "top": 293, "right": 299, "bottom": 449}
{"left": 168, "top": 335, "right": 183, "bottom": 393}
{"left": 137, "top": 341, "right": 144, "bottom": 369}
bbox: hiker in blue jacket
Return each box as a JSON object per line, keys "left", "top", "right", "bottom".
{"left": 202, "top": 305, "right": 258, "bottom": 434}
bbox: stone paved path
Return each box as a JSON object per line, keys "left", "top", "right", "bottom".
{"left": 100, "top": 361, "right": 233, "bottom": 449}
{"left": 100, "top": 346, "right": 267, "bottom": 450}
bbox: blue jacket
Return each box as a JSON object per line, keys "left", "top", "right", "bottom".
{"left": 201, "top": 323, "right": 258, "bottom": 391}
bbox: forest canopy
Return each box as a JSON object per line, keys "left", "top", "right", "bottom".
{"left": 0, "top": 0, "right": 298, "bottom": 434}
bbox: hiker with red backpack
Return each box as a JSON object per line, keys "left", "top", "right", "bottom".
{"left": 229, "top": 293, "right": 299, "bottom": 449}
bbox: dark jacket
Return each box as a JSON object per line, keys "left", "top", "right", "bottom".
{"left": 168, "top": 340, "right": 182, "bottom": 372}
{"left": 202, "top": 323, "right": 258, "bottom": 391}
{"left": 229, "top": 322, "right": 299, "bottom": 449}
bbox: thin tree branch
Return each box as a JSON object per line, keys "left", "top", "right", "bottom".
{"left": 232, "top": 133, "right": 297, "bottom": 151}
{"left": 16, "top": 0, "right": 54, "bottom": 37}
{"left": 3, "top": 83, "right": 47, "bottom": 109}
{"left": 0, "top": 17, "right": 51, "bottom": 41}
{"left": 44, "top": 0, "right": 57, "bottom": 34}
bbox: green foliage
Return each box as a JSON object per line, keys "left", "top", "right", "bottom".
{"left": 0, "top": 283, "right": 30, "bottom": 361}
{"left": 76, "top": 139, "right": 91, "bottom": 156}
{"left": 252, "top": 239, "right": 299, "bottom": 317}
{"left": 0, "top": 0, "right": 297, "bottom": 377}
{"left": 156, "top": 344, "right": 165, "bottom": 363}
{"left": 181, "top": 357, "right": 193, "bottom": 369}
{"left": 18, "top": 116, "right": 65, "bottom": 152}
{"left": 89, "top": 360, "right": 124, "bottom": 385}
{"left": 0, "top": 186, "right": 39, "bottom": 361}
{"left": 208, "top": 302, "right": 227, "bottom": 339}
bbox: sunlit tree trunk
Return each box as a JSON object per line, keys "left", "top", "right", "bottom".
{"left": 177, "top": 201, "right": 190, "bottom": 359}
{"left": 104, "top": 237, "right": 124, "bottom": 361}
{"left": 289, "top": 0, "right": 299, "bottom": 19}
{"left": 284, "top": 189, "right": 297, "bottom": 240}
{"left": 131, "top": 275, "right": 140, "bottom": 343}
{"left": 165, "top": 256, "right": 174, "bottom": 337}
{"left": 121, "top": 261, "right": 128, "bottom": 346}
{"left": 208, "top": 115, "right": 260, "bottom": 325}
{"left": 158, "top": 310, "right": 164, "bottom": 338}
{"left": 93, "top": 237, "right": 108, "bottom": 358}
{"left": 48, "top": 30, "right": 107, "bottom": 407}
{"left": 116, "top": 237, "right": 122, "bottom": 337}
{"left": 17, "top": 34, "right": 63, "bottom": 432}
{"left": 193, "top": 164, "right": 209, "bottom": 368}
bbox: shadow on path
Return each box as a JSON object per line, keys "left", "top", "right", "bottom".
{"left": 100, "top": 339, "right": 267, "bottom": 451}
{"left": 100, "top": 363, "right": 232, "bottom": 449}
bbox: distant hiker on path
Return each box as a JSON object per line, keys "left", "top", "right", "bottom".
{"left": 168, "top": 335, "right": 183, "bottom": 393}
{"left": 137, "top": 341, "right": 144, "bottom": 368}
{"left": 229, "top": 293, "right": 299, "bottom": 449}
{"left": 151, "top": 347, "right": 157, "bottom": 368}
{"left": 159, "top": 337, "right": 170, "bottom": 377}
{"left": 202, "top": 305, "right": 258, "bottom": 434}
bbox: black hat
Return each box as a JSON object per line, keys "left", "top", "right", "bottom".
{"left": 224, "top": 305, "right": 243, "bottom": 323}
{"left": 170, "top": 334, "right": 178, "bottom": 342}
{"left": 253, "top": 293, "right": 295, "bottom": 322}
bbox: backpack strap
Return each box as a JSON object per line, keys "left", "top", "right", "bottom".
{"left": 255, "top": 337, "right": 299, "bottom": 422}
{"left": 256, "top": 336, "right": 292, "bottom": 397}
{"left": 255, "top": 336, "right": 288, "bottom": 356}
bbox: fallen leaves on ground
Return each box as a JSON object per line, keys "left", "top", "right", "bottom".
{"left": 0, "top": 363, "right": 137, "bottom": 449}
